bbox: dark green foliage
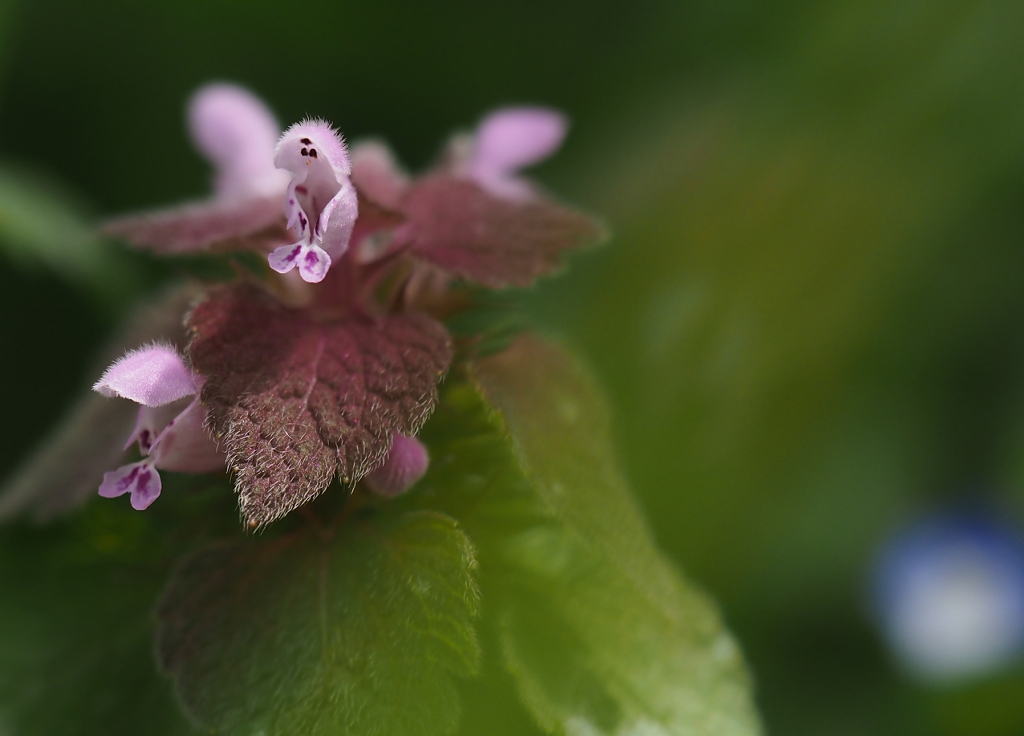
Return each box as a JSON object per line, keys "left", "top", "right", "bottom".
{"left": 157, "top": 509, "right": 481, "bottom": 736}
{"left": 411, "top": 336, "right": 761, "bottom": 735}
{"left": 0, "top": 481, "right": 234, "bottom": 736}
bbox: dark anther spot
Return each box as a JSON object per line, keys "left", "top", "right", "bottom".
{"left": 300, "top": 137, "right": 312, "bottom": 145}
{"left": 300, "top": 147, "right": 308, "bottom": 156}
{"left": 309, "top": 148, "right": 318, "bottom": 158}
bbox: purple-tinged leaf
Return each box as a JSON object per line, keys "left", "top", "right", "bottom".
{"left": 188, "top": 284, "right": 452, "bottom": 526}
{"left": 100, "top": 193, "right": 289, "bottom": 254}
{"left": 395, "top": 176, "right": 604, "bottom": 288}
{"left": 0, "top": 284, "right": 202, "bottom": 522}
{"left": 351, "top": 140, "right": 410, "bottom": 210}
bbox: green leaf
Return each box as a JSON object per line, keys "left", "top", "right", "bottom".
{"left": 0, "top": 162, "right": 138, "bottom": 307}
{"left": 156, "top": 508, "right": 481, "bottom": 736}
{"left": 413, "top": 336, "right": 762, "bottom": 736}
{"left": 0, "top": 491, "right": 217, "bottom": 736}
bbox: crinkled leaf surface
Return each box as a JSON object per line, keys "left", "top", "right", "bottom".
{"left": 0, "top": 284, "right": 202, "bottom": 522}
{"left": 397, "top": 176, "right": 604, "bottom": 288}
{"left": 100, "top": 192, "right": 289, "bottom": 254}
{"left": 156, "top": 508, "right": 480, "bottom": 736}
{"left": 411, "top": 336, "right": 761, "bottom": 736}
{"left": 0, "top": 484, "right": 234, "bottom": 736}
{"left": 188, "top": 283, "right": 452, "bottom": 526}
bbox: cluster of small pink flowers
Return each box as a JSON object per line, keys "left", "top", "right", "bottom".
{"left": 91, "top": 83, "right": 576, "bottom": 517}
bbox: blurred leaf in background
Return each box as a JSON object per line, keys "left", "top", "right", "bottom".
{"left": 0, "top": 162, "right": 140, "bottom": 308}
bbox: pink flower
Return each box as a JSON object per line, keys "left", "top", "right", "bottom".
{"left": 267, "top": 120, "right": 359, "bottom": 283}
{"left": 102, "top": 84, "right": 359, "bottom": 285}
{"left": 93, "top": 344, "right": 224, "bottom": 510}
{"left": 351, "top": 107, "right": 568, "bottom": 209}
{"left": 188, "top": 83, "right": 289, "bottom": 200}
{"left": 460, "top": 107, "right": 568, "bottom": 201}
{"left": 365, "top": 434, "right": 430, "bottom": 497}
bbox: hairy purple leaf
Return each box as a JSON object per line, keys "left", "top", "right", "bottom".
{"left": 396, "top": 176, "right": 604, "bottom": 288}
{"left": 188, "top": 284, "right": 452, "bottom": 526}
{"left": 101, "top": 194, "right": 288, "bottom": 254}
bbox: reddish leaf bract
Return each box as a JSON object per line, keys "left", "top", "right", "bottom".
{"left": 396, "top": 176, "right": 604, "bottom": 288}
{"left": 101, "top": 194, "right": 288, "bottom": 253}
{"left": 188, "top": 284, "right": 452, "bottom": 526}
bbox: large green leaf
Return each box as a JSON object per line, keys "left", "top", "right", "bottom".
{"left": 0, "top": 486, "right": 220, "bottom": 736}
{"left": 156, "top": 508, "right": 481, "bottom": 736}
{"left": 413, "top": 336, "right": 762, "bottom": 736}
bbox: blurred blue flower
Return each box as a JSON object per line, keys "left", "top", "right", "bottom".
{"left": 872, "top": 511, "right": 1024, "bottom": 684}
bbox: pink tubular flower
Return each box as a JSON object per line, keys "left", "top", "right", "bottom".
{"left": 267, "top": 119, "right": 359, "bottom": 283}
{"left": 93, "top": 344, "right": 224, "bottom": 510}
{"left": 459, "top": 107, "right": 568, "bottom": 201}
{"left": 365, "top": 434, "right": 430, "bottom": 497}
{"left": 352, "top": 107, "right": 568, "bottom": 209}
{"left": 188, "top": 84, "right": 289, "bottom": 199}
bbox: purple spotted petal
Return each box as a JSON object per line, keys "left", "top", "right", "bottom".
{"left": 297, "top": 245, "right": 332, "bottom": 284}
{"left": 272, "top": 118, "right": 358, "bottom": 281}
{"left": 365, "top": 433, "right": 429, "bottom": 497}
{"left": 188, "top": 83, "right": 288, "bottom": 198}
{"left": 93, "top": 344, "right": 196, "bottom": 407}
{"left": 268, "top": 242, "right": 304, "bottom": 274}
{"left": 468, "top": 107, "right": 567, "bottom": 188}
{"left": 351, "top": 140, "right": 410, "bottom": 209}
{"left": 150, "top": 400, "right": 224, "bottom": 474}
{"left": 98, "top": 460, "right": 163, "bottom": 510}
{"left": 275, "top": 118, "right": 351, "bottom": 182}
{"left": 126, "top": 402, "right": 187, "bottom": 452}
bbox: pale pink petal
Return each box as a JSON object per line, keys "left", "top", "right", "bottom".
{"left": 350, "top": 140, "right": 410, "bottom": 209}
{"left": 317, "top": 180, "right": 359, "bottom": 259}
{"left": 93, "top": 344, "right": 195, "bottom": 407}
{"left": 188, "top": 83, "right": 289, "bottom": 198}
{"left": 365, "top": 433, "right": 429, "bottom": 497}
{"left": 275, "top": 118, "right": 351, "bottom": 182}
{"left": 469, "top": 107, "right": 568, "bottom": 182}
{"left": 150, "top": 400, "right": 224, "bottom": 474}
{"left": 296, "top": 244, "right": 332, "bottom": 283}
{"left": 100, "top": 192, "right": 288, "bottom": 254}
{"left": 98, "top": 460, "right": 162, "bottom": 510}
{"left": 130, "top": 466, "right": 162, "bottom": 510}
{"left": 268, "top": 242, "right": 303, "bottom": 274}
{"left": 268, "top": 241, "right": 332, "bottom": 283}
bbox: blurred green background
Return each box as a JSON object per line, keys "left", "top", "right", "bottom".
{"left": 2, "top": 0, "right": 1024, "bottom": 733}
